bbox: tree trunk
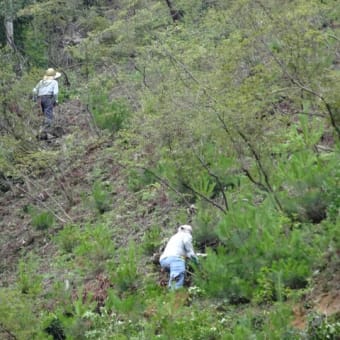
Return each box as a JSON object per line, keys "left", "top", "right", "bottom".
{"left": 165, "top": 0, "right": 184, "bottom": 22}
{"left": 5, "top": 17, "right": 14, "bottom": 48}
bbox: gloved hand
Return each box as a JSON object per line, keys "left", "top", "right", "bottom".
{"left": 190, "top": 255, "right": 199, "bottom": 265}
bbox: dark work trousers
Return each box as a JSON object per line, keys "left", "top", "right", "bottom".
{"left": 39, "top": 95, "right": 55, "bottom": 127}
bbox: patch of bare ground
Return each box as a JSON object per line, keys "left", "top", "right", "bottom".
{"left": 0, "top": 100, "right": 100, "bottom": 285}
{"left": 0, "top": 99, "right": 178, "bottom": 296}
{"left": 292, "top": 254, "right": 340, "bottom": 330}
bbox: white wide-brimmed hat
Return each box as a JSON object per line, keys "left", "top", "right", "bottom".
{"left": 43, "top": 68, "right": 61, "bottom": 80}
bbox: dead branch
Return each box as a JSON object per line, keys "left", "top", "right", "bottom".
{"left": 194, "top": 151, "right": 229, "bottom": 211}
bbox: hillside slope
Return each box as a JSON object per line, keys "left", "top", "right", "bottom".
{"left": 1, "top": 0, "right": 340, "bottom": 338}
{"left": 0, "top": 97, "right": 339, "bottom": 339}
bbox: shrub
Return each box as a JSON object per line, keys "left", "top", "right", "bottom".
{"left": 73, "top": 223, "right": 115, "bottom": 274}
{"left": 194, "top": 200, "right": 317, "bottom": 302}
{"left": 192, "top": 205, "right": 220, "bottom": 250}
{"left": 325, "top": 184, "right": 340, "bottom": 223}
{"left": 281, "top": 189, "right": 328, "bottom": 224}
{"left": 88, "top": 88, "right": 131, "bottom": 133}
{"left": 141, "top": 225, "right": 162, "bottom": 255}
{"left": 31, "top": 210, "right": 55, "bottom": 230}
{"left": 0, "top": 288, "right": 43, "bottom": 339}
{"left": 92, "top": 180, "right": 112, "bottom": 214}
{"left": 127, "top": 168, "right": 155, "bottom": 192}
{"left": 307, "top": 312, "right": 340, "bottom": 340}
{"left": 193, "top": 247, "right": 253, "bottom": 302}
{"left": 271, "top": 258, "right": 310, "bottom": 290}
{"left": 44, "top": 317, "right": 66, "bottom": 340}
{"left": 110, "top": 242, "right": 139, "bottom": 293}
{"left": 17, "top": 255, "right": 42, "bottom": 296}
{"left": 55, "top": 224, "right": 82, "bottom": 253}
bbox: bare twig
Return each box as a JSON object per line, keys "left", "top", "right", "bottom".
{"left": 181, "top": 181, "right": 227, "bottom": 213}
{"left": 237, "top": 129, "right": 283, "bottom": 211}
{"left": 16, "top": 181, "right": 69, "bottom": 224}
{"left": 23, "top": 176, "right": 73, "bottom": 222}
{"left": 194, "top": 151, "right": 229, "bottom": 211}
{"left": 116, "top": 161, "right": 192, "bottom": 208}
{"left": 0, "top": 323, "right": 17, "bottom": 340}
{"left": 267, "top": 42, "right": 340, "bottom": 139}
{"left": 242, "top": 168, "right": 269, "bottom": 192}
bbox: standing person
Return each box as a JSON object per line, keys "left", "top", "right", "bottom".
{"left": 33, "top": 68, "right": 61, "bottom": 128}
{"left": 159, "top": 224, "right": 198, "bottom": 290}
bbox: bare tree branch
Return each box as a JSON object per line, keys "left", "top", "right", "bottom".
{"left": 181, "top": 181, "right": 227, "bottom": 214}
{"left": 194, "top": 151, "right": 229, "bottom": 211}
{"left": 0, "top": 323, "right": 17, "bottom": 340}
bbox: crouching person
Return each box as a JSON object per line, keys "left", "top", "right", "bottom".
{"left": 159, "top": 225, "right": 198, "bottom": 290}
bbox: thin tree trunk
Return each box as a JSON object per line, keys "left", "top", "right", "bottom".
{"left": 5, "top": 17, "right": 14, "bottom": 48}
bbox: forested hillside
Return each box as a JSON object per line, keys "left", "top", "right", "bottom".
{"left": 0, "top": 0, "right": 339, "bottom": 338}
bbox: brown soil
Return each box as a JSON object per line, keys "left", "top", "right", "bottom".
{"left": 292, "top": 256, "right": 340, "bottom": 330}
{"left": 0, "top": 99, "right": 176, "bottom": 289}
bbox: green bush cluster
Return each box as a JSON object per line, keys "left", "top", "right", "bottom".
{"left": 55, "top": 224, "right": 82, "bottom": 253}
{"left": 0, "top": 288, "right": 44, "bottom": 339}
{"left": 110, "top": 242, "right": 139, "bottom": 293}
{"left": 17, "top": 255, "right": 42, "bottom": 295}
{"left": 92, "top": 180, "right": 112, "bottom": 214}
{"left": 307, "top": 312, "right": 340, "bottom": 340}
{"left": 31, "top": 210, "right": 55, "bottom": 230}
{"left": 193, "top": 201, "right": 317, "bottom": 303}
{"left": 142, "top": 225, "right": 162, "bottom": 255}
{"left": 73, "top": 223, "right": 115, "bottom": 265}
{"left": 87, "top": 85, "right": 131, "bottom": 133}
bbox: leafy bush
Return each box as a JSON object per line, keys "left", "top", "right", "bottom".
{"left": 275, "top": 148, "right": 339, "bottom": 224}
{"left": 325, "top": 182, "right": 340, "bottom": 223}
{"left": 0, "top": 288, "right": 44, "bottom": 339}
{"left": 194, "top": 201, "right": 317, "bottom": 302}
{"left": 271, "top": 258, "right": 310, "bottom": 290}
{"left": 17, "top": 255, "right": 42, "bottom": 295}
{"left": 21, "top": 27, "right": 48, "bottom": 67}
{"left": 55, "top": 224, "right": 82, "bottom": 253}
{"left": 73, "top": 223, "right": 115, "bottom": 273}
{"left": 194, "top": 247, "right": 253, "bottom": 302}
{"left": 281, "top": 188, "right": 328, "bottom": 224}
{"left": 31, "top": 210, "right": 55, "bottom": 230}
{"left": 307, "top": 312, "right": 340, "bottom": 340}
{"left": 88, "top": 88, "right": 131, "bottom": 133}
{"left": 106, "top": 289, "right": 143, "bottom": 316}
{"left": 43, "top": 316, "right": 65, "bottom": 340}
{"left": 141, "top": 225, "right": 162, "bottom": 255}
{"left": 192, "top": 205, "right": 220, "bottom": 250}
{"left": 92, "top": 180, "right": 112, "bottom": 213}
{"left": 41, "top": 292, "right": 97, "bottom": 340}
{"left": 110, "top": 242, "right": 139, "bottom": 293}
{"left": 127, "top": 168, "right": 155, "bottom": 192}
{"left": 253, "top": 267, "right": 276, "bottom": 304}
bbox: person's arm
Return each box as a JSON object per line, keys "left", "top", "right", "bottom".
{"left": 182, "top": 234, "right": 196, "bottom": 259}
{"left": 53, "top": 80, "right": 59, "bottom": 104}
{"left": 32, "top": 81, "right": 40, "bottom": 100}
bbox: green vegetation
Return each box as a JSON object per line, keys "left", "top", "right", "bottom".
{"left": 0, "top": 0, "right": 339, "bottom": 339}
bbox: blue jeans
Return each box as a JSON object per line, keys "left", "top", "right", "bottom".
{"left": 160, "top": 256, "right": 185, "bottom": 290}
{"left": 40, "top": 95, "right": 55, "bottom": 127}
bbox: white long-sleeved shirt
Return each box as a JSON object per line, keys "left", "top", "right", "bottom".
{"left": 160, "top": 230, "right": 196, "bottom": 261}
{"left": 33, "top": 79, "right": 59, "bottom": 98}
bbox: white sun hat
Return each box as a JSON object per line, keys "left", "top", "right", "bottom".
{"left": 43, "top": 68, "right": 61, "bottom": 80}
{"left": 178, "top": 224, "right": 193, "bottom": 234}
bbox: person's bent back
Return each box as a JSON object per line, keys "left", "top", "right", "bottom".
{"left": 159, "top": 225, "right": 198, "bottom": 289}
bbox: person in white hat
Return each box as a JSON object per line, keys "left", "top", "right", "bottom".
{"left": 33, "top": 68, "right": 61, "bottom": 127}
{"left": 159, "top": 224, "right": 198, "bottom": 289}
